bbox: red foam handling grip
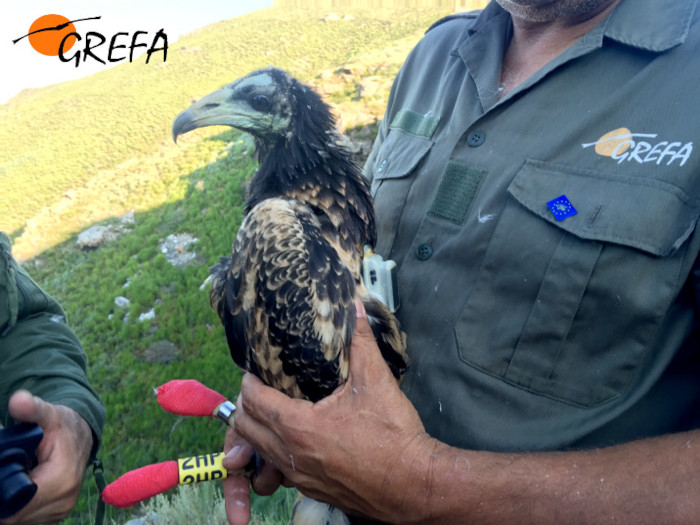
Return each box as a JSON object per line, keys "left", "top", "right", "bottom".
{"left": 156, "top": 379, "right": 227, "bottom": 417}
{"left": 102, "top": 460, "right": 179, "bottom": 508}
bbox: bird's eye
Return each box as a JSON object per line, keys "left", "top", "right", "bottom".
{"left": 250, "top": 94, "right": 271, "bottom": 112}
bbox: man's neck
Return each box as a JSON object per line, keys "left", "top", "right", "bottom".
{"left": 499, "top": 0, "right": 622, "bottom": 98}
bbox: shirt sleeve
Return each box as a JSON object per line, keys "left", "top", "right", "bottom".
{"left": 0, "top": 233, "right": 105, "bottom": 460}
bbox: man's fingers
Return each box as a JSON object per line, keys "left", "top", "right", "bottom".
{"left": 238, "top": 373, "right": 310, "bottom": 430}
{"left": 222, "top": 474, "right": 252, "bottom": 525}
{"left": 251, "top": 456, "right": 284, "bottom": 496}
{"left": 221, "top": 427, "right": 256, "bottom": 525}
{"left": 223, "top": 435, "right": 255, "bottom": 472}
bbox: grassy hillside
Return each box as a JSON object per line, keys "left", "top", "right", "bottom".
{"left": 2, "top": 6, "right": 448, "bottom": 260}
{"left": 3, "top": 5, "right": 452, "bottom": 524}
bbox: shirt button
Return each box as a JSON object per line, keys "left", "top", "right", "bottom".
{"left": 467, "top": 129, "right": 486, "bottom": 147}
{"left": 416, "top": 243, "right": 433, "bottom": 260}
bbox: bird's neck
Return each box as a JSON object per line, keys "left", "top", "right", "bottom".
{"left": 246, "top": 133, "right": 376, "bottom": 254}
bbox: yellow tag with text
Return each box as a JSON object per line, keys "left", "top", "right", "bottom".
{"left": 177, "top": 452, "right": 227, "bottom": 485}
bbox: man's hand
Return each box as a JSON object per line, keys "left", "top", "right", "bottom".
{"left": 0, "top": 391, "right": 93, "bottom": 525}
{"left": 232, "top": 298, "right": 435, "bottom": 523}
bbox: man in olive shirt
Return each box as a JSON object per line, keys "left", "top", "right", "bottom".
{"left": 0, "top": 232, "right": 105, "bottom": 524}
{"left": 223, "top": 0, "right": 700, "bottom": 523}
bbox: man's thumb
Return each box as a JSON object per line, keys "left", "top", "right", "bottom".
{"left": 353, "top": 296, "right": 376, "bottom": 338}
{"left": 8, "top": 390, "right": 51, "bottom": 427}
{"left": 348, "top": 296, "right": 390, "bottom": 384}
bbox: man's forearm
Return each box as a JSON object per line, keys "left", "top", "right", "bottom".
{"left": 408, "top": 429, "right": 700, "bottom": 524}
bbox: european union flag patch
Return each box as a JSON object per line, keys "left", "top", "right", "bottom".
{"left": 547, "top": 195, "right": 577, "bottom": 221}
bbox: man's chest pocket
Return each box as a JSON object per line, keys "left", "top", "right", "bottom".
{"left": 455, "top": 160, "right": 699, "bottom": 408}
{"left": 371, "top": 129, "right": 433, "bottom": 257}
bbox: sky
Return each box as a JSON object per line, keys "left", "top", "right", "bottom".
{"left": 2, "top": 0, "right": 273, "bottom": 104}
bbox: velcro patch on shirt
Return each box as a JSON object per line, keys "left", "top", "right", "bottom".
{"left": 390, "top": 109, "right": 440, "bottom": 139}
{"left": 428, "top": 162, "right": 486, "bottom": 225}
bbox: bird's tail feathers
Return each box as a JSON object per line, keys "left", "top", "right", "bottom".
{"left": 359, "top": 293, "right": 408, "bottom": 382}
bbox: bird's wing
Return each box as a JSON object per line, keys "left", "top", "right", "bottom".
{"left": 211, "top": 198, "right": 356, "bottom": 401}
{"left": 209, "top": 255, "right": 260, "bottom": 377}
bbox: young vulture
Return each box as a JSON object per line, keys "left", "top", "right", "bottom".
{"left": 172, "top": 67, "right": 407, "bottom": 525}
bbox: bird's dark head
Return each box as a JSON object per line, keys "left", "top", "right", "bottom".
{"left": 173, "top": 67, "right": 373, "bottom": 244}
{"left": 172, "top": 68, "right": 334, "bottom": 154}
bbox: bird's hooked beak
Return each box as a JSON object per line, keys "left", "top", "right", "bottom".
{"left": 172, "top": 85, "right": 261, "bottom": 143}
{"left": 173, "top": 87, "right": 232, "bottom": 143}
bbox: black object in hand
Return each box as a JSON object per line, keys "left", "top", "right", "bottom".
{"left": 0, "top": 422, "right": 43, "bottom": 518}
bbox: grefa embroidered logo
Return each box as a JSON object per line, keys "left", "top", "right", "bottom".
{"left": 582, "top": 127, "right": 693, "bottom": 167}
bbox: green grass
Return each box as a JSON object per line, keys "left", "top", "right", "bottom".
{"left": 4, "top": 5, "right": 452, "bottom": 524}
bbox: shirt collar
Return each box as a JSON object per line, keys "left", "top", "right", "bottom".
{"left": 604, "top": 0, "right": 696, "bottom": 52}
{"left": 464, "top": 0, "right": 697, "bottom": 53}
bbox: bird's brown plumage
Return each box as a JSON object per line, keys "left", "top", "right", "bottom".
{"left": 220, "top": 197, "right": 357, "bottom": 400}
{"left": 173, "top": 67, "right": 407, "bottom": 524}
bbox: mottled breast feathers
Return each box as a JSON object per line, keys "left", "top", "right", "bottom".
{"left": 210, "top": 198, "right": 358, "bottom": 401}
